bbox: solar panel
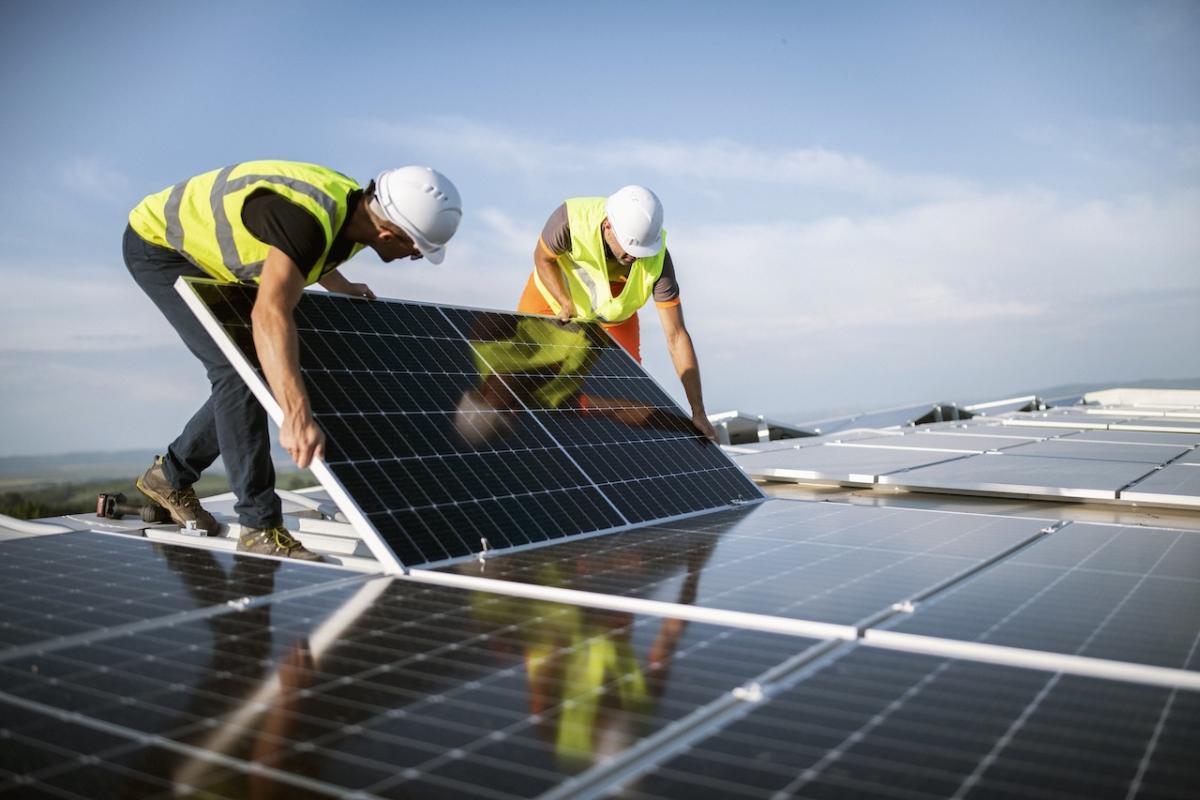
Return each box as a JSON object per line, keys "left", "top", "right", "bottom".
{"left": 1121, "top": 465, "right": 1200, "bottom": 508}
{"left": 1067, "top": 429, "right": 1200, "bottom": 447}
{"left": 843, "top": 431, "right": 1037, "bottom": 452}
{"left": 1111, "top": 419, "right": 1200, "bottom": 434}
{"left": 0, "top": 532, "right": 355, "bottom": 653}
{"left": 877, "top": 452, "right": 1158, "bottom": 500}
{"left": 734, "top": 444, "right": 971, "bottom": 485}
{"left": 618, "top": 646, "right": 1198, "bottom": 800}
{"left": 0, "top": 537, "right": 820, "bottom": 799}
{"left": 446, "top": 500, "right": 1051, "bottom": 627}
{"left": 989, "top": 438, "right": 1189, "bottom": 464}
{"left": 966, "top": 423, "right": 1084, "bottom": 438}
{"left": 885, "top": 522, "right": 1200, "bottom": 670}
{"left": 1004, "top": 413, "right": 1117, "bottom": 429}
{"left": 177, "top": 279, "right": 761, "bottom": 570}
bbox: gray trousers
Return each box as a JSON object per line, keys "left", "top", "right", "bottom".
{"left": 123, "top": 225, "right": 281, "bottom": 528}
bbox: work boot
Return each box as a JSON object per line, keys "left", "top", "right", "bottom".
{"left": 238, "top": 526, "right": 323, "bottom": 562}
{"left": 136, "top": 456, "right": 220, "bottom": 535}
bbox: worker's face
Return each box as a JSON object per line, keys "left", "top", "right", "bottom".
{"left": 601, "top": 220, "right": 638, "bottom": 267}
{"left": 373, "top": 224, "right": 424, "bottom": 263}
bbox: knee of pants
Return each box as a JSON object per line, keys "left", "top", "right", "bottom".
{"left": 205, "top": 356, "right": 240, "bottom": 380}
{"left": 207, "top": 364, "right": 252, "bottom": 396}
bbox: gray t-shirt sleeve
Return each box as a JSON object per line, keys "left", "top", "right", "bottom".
{"left": 653, "top": 249, "right": 680, "bottom": 303}
{"left": 539, "top": 203, "right": 571, "bottom": 254}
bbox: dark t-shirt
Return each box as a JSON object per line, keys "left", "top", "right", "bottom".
{"left": 240, "top": 188, "right": 361, "bottom": 277}
{"left": 539, "top": 203, "right": 680, "bottom": 304}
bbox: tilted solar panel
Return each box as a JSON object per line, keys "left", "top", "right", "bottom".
{"left": 177, "top": 279, "right": 761, "bottom": 570}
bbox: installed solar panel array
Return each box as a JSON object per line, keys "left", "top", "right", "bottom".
{"left": 4, "top": 510, "right": 1197, "bottom": 798}
{"left": 735, "top": 408, "right": 1200, "bottom": 508}
{"left": 3, "top": 285, "right": 1195, "bottom": 797}
{"left": 178, "top": 279, "right": 761, "bottom": 569}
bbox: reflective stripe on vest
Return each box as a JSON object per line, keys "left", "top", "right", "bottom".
{"left": 532, "top": 197, "right": 666, "bottom": 323}
{"left": 128, "top": 160, "right": 363, "bottom": 285}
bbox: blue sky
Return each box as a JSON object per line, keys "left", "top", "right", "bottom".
{"left": 1, "top": 1, "right": 1198, "bottom": 455}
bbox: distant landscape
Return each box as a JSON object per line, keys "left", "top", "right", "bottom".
{"left": 0, "top": 447, "right": 315, "bottom": 520}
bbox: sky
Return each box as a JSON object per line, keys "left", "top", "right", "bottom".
{"left": 1, "top": 0, "right": 1198, "bottom": 456}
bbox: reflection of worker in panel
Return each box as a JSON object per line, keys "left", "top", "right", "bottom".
{"left": 517, "top": 187, "right": 718, "bottom": 441}
{"left": 138, "top": 546, "right": 324, "bottom": 797}
{"left": 454, "top": 315, "right": 698, "bottom": 447}
{"left": 124, "top": 161, "right": 461, "bottom": 559}
{"left": 472, "top": 539, "right": 715, "bottom": 768}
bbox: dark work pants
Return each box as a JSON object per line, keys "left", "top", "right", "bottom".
{"left": 123, "top": 225, "right": 281, "bottom": 528}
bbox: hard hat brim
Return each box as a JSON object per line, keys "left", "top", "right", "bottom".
{"left": 421, "top": 245, "right": 446, "bottom": 265}
{"left": 619, "top": 237, "right": 663, "bottom": 260}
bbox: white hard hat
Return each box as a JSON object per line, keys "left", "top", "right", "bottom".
{"left": 605, "top": 185, "right": 663, "bottom": 259}
{"left": 373, "top": 166, "right": 462, "bottom": 264}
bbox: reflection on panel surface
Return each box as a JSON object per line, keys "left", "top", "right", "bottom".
{"left": 1121, "top": 464, "right": 1200, "bottom": 507}
{"left": 890, "top": 522, "right": 1200, "bottom": 670}
{"left": 0, "top": 538, "right": 814, "bottom": 799}
{"left": 0, "top": 532, "right": 350, "bottom": 652}
{"left": 186, "top": 281, "right": 759, "bottom": 568}
{"left": 879, "top": 453, "right": 1158, "bottom": 499}
{"left": 735, "top": 444, "right": 970, "bottom": 483}
{"left": 996, "top": 438, "right": 1189, "bottom": 464}
{"left": 443, "top": 500, "right": 1050, "bottom": 626}
{"left": 618, "top": 647, "right": 1198, "bottom": 799}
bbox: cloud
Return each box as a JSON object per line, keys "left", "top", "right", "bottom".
{"left": 672, "top": 188, "right": 1200, "bottom": 340}
{"left": 1018, "top": 119, "right": 1200, "bottom": 175}
{"left": 58, "top": 157, "right": 131, "bottom": 202}
{"left": 0, "top": 268, "right": 176, "bottom": 352}
{"left": 358, "top": 117, "right": 974, "bottom": 202}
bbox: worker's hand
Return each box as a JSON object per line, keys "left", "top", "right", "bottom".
{"left": 280, "top": 413, "right": 326, "bottom": 468}
{"left": 556, "top": 300, "right": 573, "bottom": 324}
{"left": 344, "top": 282, "right": 376, "bottom": 300}
{"left": 691, "top": 410, "right": 718, "bottom": 443}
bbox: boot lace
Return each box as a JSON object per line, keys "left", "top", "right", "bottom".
{"left": 165, "top": 487, "right": 204, "bottom": 514}
{"left": 267, "top": 526, "right": 301, "bottom": 551}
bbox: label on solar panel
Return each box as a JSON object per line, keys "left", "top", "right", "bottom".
{"left": 177, "top": 278, "right": 762, "bottom": 571}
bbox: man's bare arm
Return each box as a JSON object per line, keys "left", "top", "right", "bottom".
{"left": 657, "top": 302, "right": 717, "bottom": 442}
{"left": 533, "top": 240, "right": 573, "bottom": 322}
{"left": 253, "top": 248, "right": 325, "bottom": 468}
{"left": 318, "top": 269, "right": 375, "bottom": 299}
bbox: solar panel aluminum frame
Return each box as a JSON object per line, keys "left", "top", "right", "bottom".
{"left": 177, "top": 278, "right": 407, "bottom": 572}
{"left": 176, "top": 277, "right": 764, "bottom": 573}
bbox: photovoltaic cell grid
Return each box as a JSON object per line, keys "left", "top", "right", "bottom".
{"left": 447, "top": 500, "right": 1051, "bottom": 627}
{"left": 180, "top": 280, "right": 760, "bottom": 569}
{"left": 618, "top": 647, "right": 1198, "bottom": 800}
{"left": 0, "top": 533, "right": 817, "bottom": 800}
{"left": 443, "top": 307, "right": 761, "bottom": 525}
{"left": 0, "top": 531, "right": 352, "bottom": 652}
{"left": 887, "top": 522, "right": 1200, "bottom": 671}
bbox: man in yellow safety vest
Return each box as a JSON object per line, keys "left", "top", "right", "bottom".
{"left": 517, "top": 186, "right": 717, "bottom": 441}
{"left": 124, "top": 161, "right": 462, "bottom": 559}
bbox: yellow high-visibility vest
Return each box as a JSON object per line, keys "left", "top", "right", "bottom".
{"left": 128, "top": 160, "right": 364, "bottom": 285}
{"left": 533, "top": 197, "right": 666, "bottom": 323}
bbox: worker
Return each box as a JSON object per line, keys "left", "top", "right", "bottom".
{"left": 518, "top": 186, "right": 717, "bottom": 441}
{"left": 124, "top": 160, "right": 462, "bottom": 560}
